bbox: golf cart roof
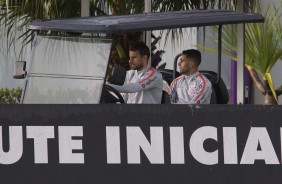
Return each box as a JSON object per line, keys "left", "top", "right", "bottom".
{"left": 28, "top": 9, "right": 264, "bottom": 33}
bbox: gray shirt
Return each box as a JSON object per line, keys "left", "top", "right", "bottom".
{"left": 109, "top": 66, "right": 163, "bottom": 104}
{"left": 168, "top": 71, "right": 212, "bottom": 104}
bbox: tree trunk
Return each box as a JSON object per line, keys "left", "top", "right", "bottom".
{"left": 247, "top": 67, "right": 266, "bottom": 95}
{"left": 247, "top": 67, "right": 278, "bottom": 105}
{"left": 264, "top": 80, "right": 278, "bottom": 105}
{"left": 264, "top": 94, "right": 278, "bottom": 105}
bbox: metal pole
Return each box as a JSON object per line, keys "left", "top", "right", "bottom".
{"left": 237, "top": 0, "right": 245, "bottom": 104}
{"left": 145, "top": 0, "right": 152, "bottom": 65}
{"left": 216, "top": 25, "right": 222, "bottom": 84}
{"left": 173, "top": 54, "right": 182, "bottom": 80}
{"left": 81, "top": 0, "right": 90, "bottom": 17}
{"left": 215, "top": 0, "right": 222, "bottom": 84}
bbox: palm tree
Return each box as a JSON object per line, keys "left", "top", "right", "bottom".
{"left": 202, "top": 2, "right": 282, "bottom": 104}
{"left": 245, "top": 4, "right": 282, "bottom": 105}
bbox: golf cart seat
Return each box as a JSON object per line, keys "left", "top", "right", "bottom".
{"left": 199, "top": 70, "right": 229, "bottom": 104}
{"left": 161, "top": 90, "right": 171, "bottom": 104}
{"left": 158, "top": 69, "right": 229, "bottom": 104}
{"left": 158, "top": 69, "right": 181, "bottom": 85}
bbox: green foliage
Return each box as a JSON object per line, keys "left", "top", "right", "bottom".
{"left": 236, "top": 2, "right": 281, "bottom": 101}
{"left": 199, "top": 1, "right": 282, "bottom": 102}
{"left": 0, "top": 87, "right": 22, "bottom": 104}
{"left": 0, "top": 0, "right": 258, "bottom": 69}
{"left": 245, "top": 4, "right": 282, "bottom": 76}
{"left": 209, "top": 3, "right": 282, "bottom": 75}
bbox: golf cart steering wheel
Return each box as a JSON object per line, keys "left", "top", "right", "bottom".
{"left": 101, "top": 84, "right": 125, "bottom": 104}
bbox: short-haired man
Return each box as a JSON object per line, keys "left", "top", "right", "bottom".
{"left": 108, "top": 42, "right": 163, "bottom": 104}
{"left": 168, "top": 49, "right": 212, "bottom": 104}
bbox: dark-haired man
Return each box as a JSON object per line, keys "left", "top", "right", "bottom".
{"left": 108, "top": 42, "right": 163, "bottom": 104}
{"left": 168, "top": 49, "right": 212, "bottom": 104}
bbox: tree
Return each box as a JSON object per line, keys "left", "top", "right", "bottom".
{"left": 1, "top": 0, "right": 259, "bottom": 77}
{"left": 202, "top": 1, "right": 282, "bottom": 104}
{"left": 246, "top": 3, "right": 282, "bottom": 105}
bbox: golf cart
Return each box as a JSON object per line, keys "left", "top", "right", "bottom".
{"left": 15, "top": 10, "right": 264, "bottom": 104}
{"left": 6, "top": 9, "right": 282, "bottom": 184}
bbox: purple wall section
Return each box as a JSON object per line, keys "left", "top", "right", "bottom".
{"left": 244, "top": 67, "right": 253, "bottom": 104}
{"left": 230, "top": 60, "right": 253, "bottom": 104}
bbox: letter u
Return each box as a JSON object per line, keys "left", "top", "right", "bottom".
{"left": 0, "top": 126, "right": 23, "bottom": 164}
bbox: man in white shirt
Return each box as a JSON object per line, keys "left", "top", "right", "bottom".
{"left": 108, "top": 42, "right": 163, "bottom": 104}
{"left": 168, "top": 49, "right": 212, "bottom": 104}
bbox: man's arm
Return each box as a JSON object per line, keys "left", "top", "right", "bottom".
{"left": 168, "top": 79, "right": 178, "bottom": 103}
{"left": 108, "top": 75, "right": 161, "bottom": 93}
{"left": 108, "top": 69, "right": 162, "bottom": 93}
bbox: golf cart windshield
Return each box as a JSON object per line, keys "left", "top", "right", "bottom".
{"left": 22, "top": 36, "right": 112, "bottom": 103}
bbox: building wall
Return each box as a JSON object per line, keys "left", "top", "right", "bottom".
{"left": 0, "top": 33, "right": 29, "bottom": 89}
{"left": 153, "top": 28, "right": 197, "bottom": 70}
